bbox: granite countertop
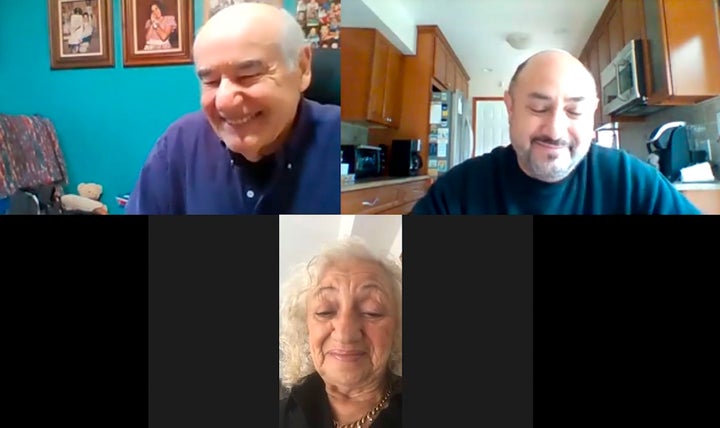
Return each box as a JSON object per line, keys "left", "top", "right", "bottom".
{"left": 341, "top": 175, "right": 431, "bottom": 192}
{"left": 673, "top": 181, "right": 720, "bottom": 191}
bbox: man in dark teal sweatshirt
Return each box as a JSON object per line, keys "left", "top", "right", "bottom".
{"left": 412, "top": 49, "right": 701, "bottom": 215}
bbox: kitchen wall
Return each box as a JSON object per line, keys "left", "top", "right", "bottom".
{"left": 341, "top": 121, "right": 397, "bottom": 148}
{"left": 341, "top": 122, "right": 369, "bottom": 145}
{"left": 618, "top": 96, "right": 720, "bottom": 177}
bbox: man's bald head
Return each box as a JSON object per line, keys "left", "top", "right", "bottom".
{"left": 194, "top": 3, "right": 307, "bottom": 70}
{"left": 503, "top": 49, "right": 599, "bottom": 183}
{"left": 508, "top": 49, "right": 597, "bottom": 98}
{"left": 192, "top": 2, "right": 313, "bottom": 162}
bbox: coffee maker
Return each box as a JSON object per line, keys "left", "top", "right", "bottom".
{"left": 646, "top": 121, "right": 692, "bottom": 182}
{"left": 389, "top": 139, "right": 423, "bottom": 177}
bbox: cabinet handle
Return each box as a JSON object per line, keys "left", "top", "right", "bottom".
{"left": 386, "top": 117, "right": 392, "bottom": 122}
{"left": 362, "top": 197, "right": 379, "bottom": 207}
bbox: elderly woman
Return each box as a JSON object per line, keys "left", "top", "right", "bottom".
{"left": 279, "top": 238, "right": 402, "bottom": 428}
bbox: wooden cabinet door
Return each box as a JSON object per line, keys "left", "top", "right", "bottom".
{"left": 662, "top": 0, "right": 720, "bottom": 97}
{"left": 367, "top": 34, "right": 389, "bottom": 124}
{"left": 382, "top": 47, "right": 403, "bottom": 128}
{"left": 621, "top": 0, "right": 645, "bottom": 44}
{"left": 433, "top": 39, "right": 447, "bottom": 86}
{"left": 608, "top": 3, "right": 625, "bottom": 59}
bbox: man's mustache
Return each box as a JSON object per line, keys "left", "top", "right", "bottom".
{"left": 531, "top": 136, "right": 572, "bottom": 148}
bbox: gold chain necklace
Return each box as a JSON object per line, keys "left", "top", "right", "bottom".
{"left": 333, "top": 389, "right": 392, "bottom": 428}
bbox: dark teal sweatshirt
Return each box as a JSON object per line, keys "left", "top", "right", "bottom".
{"left": 412, "top": 144, "right": 701, "bottom": 215}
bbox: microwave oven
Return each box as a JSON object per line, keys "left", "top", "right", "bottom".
{"left": 340, "top": 144, "right": 383, "bottom": 179}
{"left": 601, "top": 39, "right": 649, "bottom": 116}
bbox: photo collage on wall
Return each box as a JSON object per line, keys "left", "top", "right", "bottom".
{"left": 295, "top": 0, "right": 341, "bottom": 49}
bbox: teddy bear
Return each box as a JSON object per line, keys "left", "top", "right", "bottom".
{"left": 78, "top": 182, "right": 103, "bottom": 200}
{"left": 60, "top": 182, "right": 109, "bottom": 214}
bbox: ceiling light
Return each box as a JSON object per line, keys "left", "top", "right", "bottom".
{"left": 482, "top": 68, "right": 493, "bottom": 72}
{"left": 506, "top": 32, "right": 532, "bottom": 50}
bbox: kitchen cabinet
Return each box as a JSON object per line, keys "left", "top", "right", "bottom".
{"left": 341, "top": 28, "right": 404, "bottom": 128}
{"left": 341, "top": 177, "right": 432, "bottom": 214}
{"left": 430, "top": 27, "right": 470, "bottom": 98}
{"left": 643, "top": 0, "right": 720, "bottom": 104}
{"left": 621, "top": 0, "right": 645, "bottom": 44}
{"left": 580, "top": 0, "right": 720, "bottom": 120}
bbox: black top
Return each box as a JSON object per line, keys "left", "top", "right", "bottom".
{"left": 279, "top": 372, "right": 402, "bottom": 428}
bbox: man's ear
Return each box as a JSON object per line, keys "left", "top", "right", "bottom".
{"left": 503, "top": 90, "right": 514, "bottom": 119}
{"left": 298, "top": 46, "right": 312, "bottom": 92}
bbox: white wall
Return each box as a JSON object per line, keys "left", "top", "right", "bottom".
{"left": 278, "top": 215, "right": 402, "bottom": 294}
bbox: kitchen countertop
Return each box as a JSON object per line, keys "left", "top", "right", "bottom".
{"left": 673, "top": 181, "right": 720, "bottom": 191}
{"left": 341, "top": 175, "right": 431, "bottom": 192}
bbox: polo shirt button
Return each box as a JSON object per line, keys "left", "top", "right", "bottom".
{"left": 287, "top": 163, "right": 292, "bottom": 170}
{"left": 246, "top": 190, "right": 255, "bottom": 198}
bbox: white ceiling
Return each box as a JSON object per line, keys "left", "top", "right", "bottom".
{"left": 343, "top": 0, "right": 609, "bottom": 96}
{"left": 279, "top": 215, "right": 402, "bottom": 292}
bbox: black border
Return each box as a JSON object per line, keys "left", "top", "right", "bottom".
{"left": 148, "top": 216, "right": 278, "bottom": 428}
{"left": 2, "top": 215, "right": 149, "bottom": 424}
{"left": 403, "top": 215, "right": 534, "bottom": 427}
{"left": 533, "top": 215, "right": 717, "bottom": 425}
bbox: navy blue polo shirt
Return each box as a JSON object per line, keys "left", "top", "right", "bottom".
{"left": 125, "top": 98, "right": 340, "bottom": 214}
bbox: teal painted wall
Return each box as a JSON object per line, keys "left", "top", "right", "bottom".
{"left": 0, "top": 0, "right": 296, "bottom": 214}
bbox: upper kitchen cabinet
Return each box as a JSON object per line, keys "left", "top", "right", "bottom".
{"left": 643, "top": 0, "right": 720, "bottom": 104}
{"left": 429, "top": 27, "right": 470, "bottom": 98}
{"left": 341, "top": 28, "right": 404, "bottom": 129}
{"left": 621, "top": 0, "right": 645, "bottom": 44}
{"left": 581, "top": 0, "right": 720, "bottom": 116}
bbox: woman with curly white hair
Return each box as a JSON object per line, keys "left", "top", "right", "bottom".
{"left": 279, "top": 237, "right": 402, "bottom": 428}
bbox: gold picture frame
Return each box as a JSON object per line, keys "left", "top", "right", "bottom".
{"left": 48, "top": 0, "right": 115, "bottom": 70}
{"left": 121, "top": 0, "right": 195, "bottom": 67}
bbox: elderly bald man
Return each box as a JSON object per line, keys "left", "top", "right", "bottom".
{"left": 412, "top": 49, "right": 700, "bottom": 215}
{"left": 126, "top": 3, "right": 340, "bottom": 215}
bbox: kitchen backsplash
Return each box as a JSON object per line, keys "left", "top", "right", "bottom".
{"left": 618, "top": 96, "right": 720, "bottom": 172}
{"left": 341, "top": 122, "right": 369, "bottom": 145}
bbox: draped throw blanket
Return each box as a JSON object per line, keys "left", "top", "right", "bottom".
{"left": 0, "top": 114, "right": 68, "bottom": 199}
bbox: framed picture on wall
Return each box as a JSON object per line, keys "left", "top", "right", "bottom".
{"left": 203, "top": 0, "right": 283, "bottom": 23}
{"left": 121, "top": 0, "right": 195, "bottom": 67}
{"left": 48, "top": 0, "right": 115, "bottom": 70}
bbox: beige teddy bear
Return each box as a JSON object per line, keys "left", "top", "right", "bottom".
{"left": 78, "top": 183, "right": 103, "bottom": 200}
{"left": 61, "top": 182, "right": 108, "bottom": 214}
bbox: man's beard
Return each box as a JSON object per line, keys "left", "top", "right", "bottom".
{"left": 517, "top": 136, "right": 585, "bottom": 183}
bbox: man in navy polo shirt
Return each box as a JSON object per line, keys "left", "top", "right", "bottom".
{"left": 125, "top": 3, "right": 340, "bottom": 214}
{"left": 412, "top": 49, "right": 700, "bottom": 215}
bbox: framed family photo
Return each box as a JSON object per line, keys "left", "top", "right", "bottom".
{"left": 203, "top": 0, "right": 283, "bottom": 23}
{"left": 48, "top": 0, "right": 115, "bottom": 70}
{"left": 121, "top": 0, "right": 195, "bottom": 67}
